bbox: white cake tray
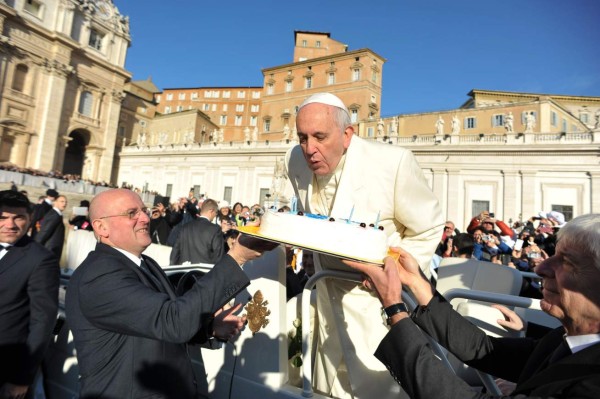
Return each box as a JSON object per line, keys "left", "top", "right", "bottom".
{"left": 238, "top": 226, "right": 394, "bottom": 265}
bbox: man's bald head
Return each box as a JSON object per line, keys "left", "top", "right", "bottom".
{"left": 90, "top": 189, "right": 151, "bottom": 257}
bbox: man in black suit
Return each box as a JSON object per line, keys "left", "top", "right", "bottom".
{"left": 0, "top": 190, "right": 59, "bottom": 399}
{"left": 170, "top": 198, "right": 225, "bottom": 265}
{"left": 29, "top": 189, "right": 58, "bottom": 238}
{"left": 345, "top": 213, "right": 600, "bottom": 398}
{"left": 65, "top": 189, "right": 275, "bottom": 398}
{"left": 35, "top": 195, "right": 67, "bottom": 260}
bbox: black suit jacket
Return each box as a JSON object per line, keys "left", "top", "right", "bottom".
{"left": 0, "top": 235, "right": 59, "bottom": 386}
{"left": 65, "top": 243, "right": 249, "bottom": 399}
{"left": 29, "top": 201, "right": 52, "bottom": 238}
{"left": 375, "top": 293, "right": 600, "bottom": 398}
{"left": 34, "top": 209, "right": 65, "bottom": 259}
{"left": 170, "top": 217, "right": 224, "bottom": 265}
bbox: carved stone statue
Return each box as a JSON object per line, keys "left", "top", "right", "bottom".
{"left": 525, "top": 112, "right": 536, "bottom": 133}
{"left": 595, "top": 110, "right": 600, "bottom": 129}
{"left": 390, "top": 116, "right": 398, "bottom": 135}
{"left": 504, "top": 111, "right": 514, "bottom": 133}
{"left": 376, "top": 118, "right": 385, "bottom": 137}
{"left": 435, "top": 116, "right": 445, "bottom": 135}
{"left": 218, "top": 129, "right": 224, "bottom": 143}
{"left": 244, "top": 126, "right": 251, "bottom": 142}
{"left": 138, "top": 132, "right": 147, "bottom": 146}
{"left": 158, "top": 131, "right": 168, "bottom": 145}
{"left": 211, "top": 129, "right": 218, "bottom": 143}
{"left": 451, "top": 115, "right": 460, "bottom": 135}
{"left": 252, "top": 126, "right": 258, "bottom": 142}
{"left": 282, "top": 124, "right": 291, "bottom": 140}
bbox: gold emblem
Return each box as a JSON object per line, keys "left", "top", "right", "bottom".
{"left": 243, "top": 290, "right": 271, "bottom": 335}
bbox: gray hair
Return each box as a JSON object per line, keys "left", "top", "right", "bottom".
{"left": 556, "top": 213, "right": 600, "bottom": 272}
{"left": 332, "top": 106, "right": 352, "bottom": 134}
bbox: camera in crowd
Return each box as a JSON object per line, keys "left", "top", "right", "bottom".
{"left": 252, "top": 206, "right": 265, "bottom": 218}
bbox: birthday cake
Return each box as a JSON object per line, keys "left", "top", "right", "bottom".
{"left": 256, "top": 209, "right": 388, "bottom": 263}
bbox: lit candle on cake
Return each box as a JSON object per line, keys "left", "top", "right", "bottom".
{"left": 374, "top": 211, "right": 381, "bottom": 229}
{"left": 347, "top": 205, "right": 355, "bottom": 224}
{"left": 290, "top": 196, "right": 298, "bottom": 213}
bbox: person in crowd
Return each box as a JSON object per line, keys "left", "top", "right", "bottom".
{"left": 165, "top": 197, "right": 197, "bottom": 247}
{"left": 344, "top": 212, "right": 600, "bottom": 398}
{"left": 231, "top": 202, "right": 244, "bottom": 222}
{"left": 0, "top": 190, "right": 59, "bottom": 399}
{"left": 29, "top": 188, "right": 58, "bottom": 238}
{"left": 235, "top": 205, "right": 251, "bottom": 226}
{"left": 9, "top": 181, "right": 17, "bottom": 191}
{"left": 432, "top": 221, "right": 457, "bottom": 268}
{"left": 65, "top": 188, "right": 276, "bottom": 399}
{"left": 69, "top": 200, "right": 93, "bottom": 231}
{"left": 283, "top": 92, "right": 444, "bottom": 397}
{"left": 215, "top": 201, "right": 234, "bottom": 225}
{"left": 34, "top": 195, "right": 67, "bottom": 260}
{"left": 448, "top": 232, "right": 474, "bottom": 259}
{"left": 170, "top": 199, "right": 225, "bottom": 265}
{"left": 467, "top": 211, "right": 513, "bottom": 237}
{"left": 149, "top": 206, "right": 171, "bottom": 245}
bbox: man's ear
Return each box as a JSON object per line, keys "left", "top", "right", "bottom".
{"left": 343, "top": 126, "right": 354, "bottom": 149}
{"left": 92, "top": 219, "right": 108, "bottom": 239}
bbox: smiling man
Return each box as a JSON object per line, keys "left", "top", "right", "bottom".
{"left": 345, "top": 213, "right": 600, "bottom": 398}
{"left": 284, "top": 93, "right": 443, "bottom": 398}
{"left": 66, "top": 189, "right": 276, "bottom": 398}
{"left": 0, "top": 190, "right": 59, "bottom": 399}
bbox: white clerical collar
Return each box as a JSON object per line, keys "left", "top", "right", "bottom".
{"left": 112, "top": 247, "right": 142, "bottom": 267}
{"left": 565, "top": 333, "right": 600, "bottom": 354}
{"left": 45, "top": 198, "right": 53, "bottom": 205}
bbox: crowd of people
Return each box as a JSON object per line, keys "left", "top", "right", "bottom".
{"left": 1, "top": 92, "right": 598, "bottom": 399}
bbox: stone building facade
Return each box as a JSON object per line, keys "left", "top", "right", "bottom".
{"left": 0, "top": 0, "right": 130, "bottom": 183}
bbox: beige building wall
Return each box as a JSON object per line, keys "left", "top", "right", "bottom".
{"left": 293, "top": 30, "right": 348, "bottom": 62}
{"left": 0, "top": 0, "right": 131, "bottom": 183}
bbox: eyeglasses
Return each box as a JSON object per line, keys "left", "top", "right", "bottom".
{"left": 444, "top": 226, "right": 454, "bottom": 230}
{"left": 98, "top": 207, "right": 150, "bottom": 220}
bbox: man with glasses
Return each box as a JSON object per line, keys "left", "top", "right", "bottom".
{"left": 0, "top": 190, "right": 59, "bottom": 399}
{"left": 65, "top": 189, "right": 276, "bottom": 399}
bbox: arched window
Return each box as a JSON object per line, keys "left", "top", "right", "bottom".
{"left": 12, "top": 64, "right": 28, "bottom": 92}
{"left": 78, "top": 91, "right": 93, "bottom": 116}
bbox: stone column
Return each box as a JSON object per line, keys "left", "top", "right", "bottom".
{"left": 431, "top": 168, "right": 446, "bottom": 210}
{"left": 8, "top": 130, "right": 32, "bottom": 165}
{"left": 521, "top": 171, "right": 538, "bottom": 220}
{"left": 446, "top": 169, "right": 461, "bottom": 226}
{"left": 31, "top": 60, "right": 72, "bottom": 171}
{"left": 589, "top": 172, "right": 600, "bottom": 214}
{"left": 502, "top": 170, "right": 521, "bottom": 223}
{"left": 96, "top": 89, "right": 124, "bottom": 183}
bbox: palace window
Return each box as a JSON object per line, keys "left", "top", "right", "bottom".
{"left": 286, "top": 81, "right": 292, "bottom": 92}
{"left": 236, "top": 104, "right": 244, "bottom": 112}
{"left": 191, "top": 92, "right": 198, "bottom": 100}
{"left": 264, "top": 119, "right": 271, "bottom": 132}
{"left": 176, "top": 105, "right": 183, "bottom": 112}
{"left": 78, "top": 91, "right": 93, "bottom": 116}
{"left": 251, "top": 104, "right": 259, "bottom": 112}
{"left": 222, "top": 104, "right": 228, "bottom": 111}
{"left": 351, "top": 109, "right": 358, "bottom": 123}
{"left": 352, "top": 68, "right": 361, "bottom": 81}
{"left": 551, "top": 112, "right": 557, "bottom": 126}
{"left": 88, "top": 29, "right": 104, "bottom": 51}
{"left": 252, "top": 91, "right": 261, "bottom": 99}
{"left": 316, "top": 40, "right": 321, "bottom": 48}
{"left": 492, "top": 114, "right": 504, "bottom": 127}
{"left": 166, "top": 93, "right": 173, "bottom": 101}
{"left": 328, "top": 73, "right": 335, "bottom": 85}
{"left": 23, "top": 0, "right": 43, "bottom": 18}
{"left": 235, "top": 115, "right": 243, "bottom": 126}
{"left": 12, "top": 64, "right": 28, "bottom": 92}
{"left": 267, "top": 83, "right": 274, "bottom": 95}
{"left": 237, "top": 90, "right": 246, "bottom": 98}
{"left": 305, "top": 76, "right": 312, "bottom": 89}
{"left": 465, "top": 117, "right": 477, "bottom": 129}
{"left": 220, "top": 115, "right": 227, "bottom": 125}
{"left": 250, "top": 116, "right": 257, "bottom": 126}
{"left": 223, "top": 91, "right": 231, "bottom": 98}
{"left": 178, "top": 93, "right": 186, "bottom": 100}
{"left": 164, "top": 106, "right": 171, "bottom": 114}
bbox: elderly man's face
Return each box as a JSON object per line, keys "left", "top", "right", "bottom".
{"left": 536, "top": 240, "right": 600, "bottom": 335}
{"left": 296, "top": 103, "right": 352, "bottom": 176}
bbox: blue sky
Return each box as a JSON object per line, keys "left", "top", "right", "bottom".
{"left": 116, "top": 0, "right": 600, "bottom": 116}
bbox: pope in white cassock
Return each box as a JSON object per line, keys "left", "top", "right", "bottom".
{"left": 283, "top": 93, "right": 444, "bottom": 398}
